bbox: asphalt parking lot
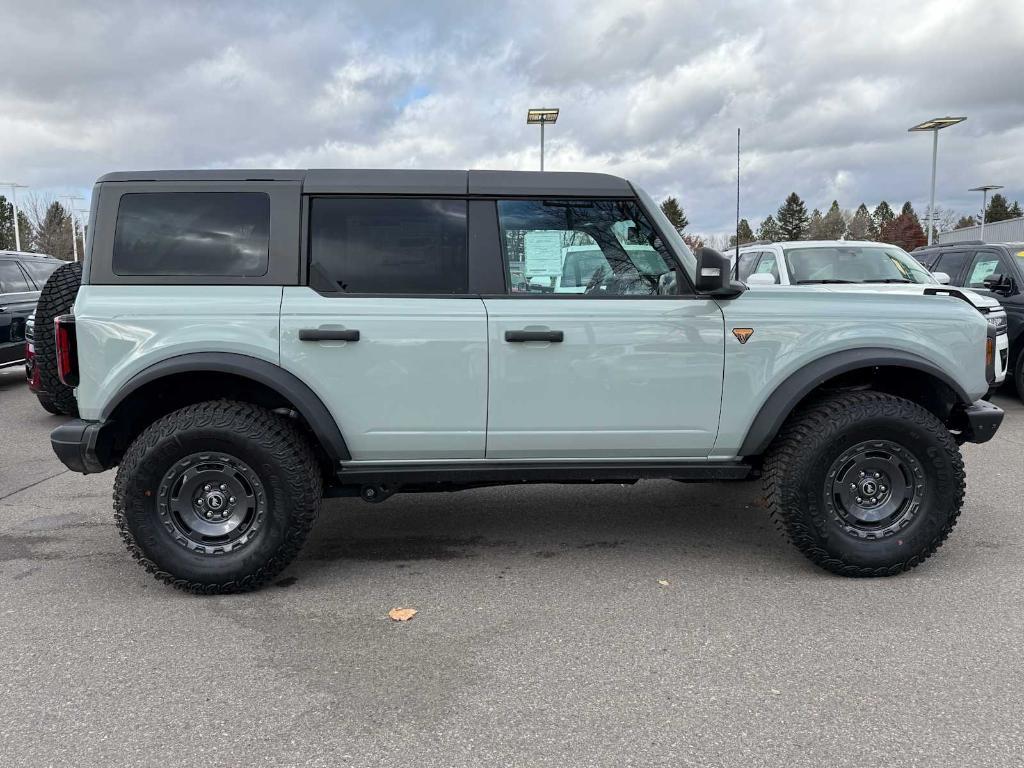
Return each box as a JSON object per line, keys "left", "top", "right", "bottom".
{"left": 1, "top": 366, "right": 1023, "bottom": 767}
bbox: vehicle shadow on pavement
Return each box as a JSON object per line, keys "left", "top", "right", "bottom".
{"left": 290, "top": 478, "right": 799, "bottom": 579}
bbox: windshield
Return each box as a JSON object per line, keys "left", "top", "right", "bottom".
{"left": 783, "top": 245, "right": 935, "bottom": 284}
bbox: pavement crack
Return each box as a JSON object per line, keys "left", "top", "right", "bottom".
{"left": 0, "top": 469, "right": 70, "bottom": 502}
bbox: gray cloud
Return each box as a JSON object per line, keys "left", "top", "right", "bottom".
{"left": 1, "top": 0, "right": 1022, "bottom": 233}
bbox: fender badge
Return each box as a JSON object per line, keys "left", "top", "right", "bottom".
{"left": 732, "top": 328, "right": 754, "bottom": 344}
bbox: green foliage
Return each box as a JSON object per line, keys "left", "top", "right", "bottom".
{"left": 755, "top": 215, "right": 780, "bottom": 242}
{"left": 728, "top": 218, "right": 755, "bottom": 247}
{"left": 872, "top": 201, "right": 895, "bottom": 235}
{"left": 35, "top": 201, "right": 75, "bottom": 260}
{"left": 821, "top": 200, "right": 847, "bottom": 240}
{"left": 659, "top": 196, "right": 688, "bottom": 233}
{"left": 777, "top": 192, "right": 809, "bottom": 241}
{"left": 984, "top": 193, "right": 1012, "bottom": 223}
{"left": 954, "top": 215, "right": 976, "bottom": 230}
{"left": 806, "top": 208, "right": 824, "bottom": 240}
{"left": 847, "top": 204, "right": 875, "bottom": 240}
{"left": 0, "top": 196, "right": 15, "bottom": 250}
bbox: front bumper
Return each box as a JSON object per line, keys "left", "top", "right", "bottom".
{"left": 51, "top": 419, "right": 112, "bottom": 474}
{"left": 957, "top": 399, "right": 1004, "bottom": 444}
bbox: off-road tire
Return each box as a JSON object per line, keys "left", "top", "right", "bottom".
{"left": 763, "top": 391, "right": 965, "bottom": 577}
{"left": 113, "top": 401, "right": 322, "bottom": 594}
{"left": 35, "top": 393, "right": 62, "bottom": 415}
{"left": 34, "top": 261, "right": 82, "bottom": 416}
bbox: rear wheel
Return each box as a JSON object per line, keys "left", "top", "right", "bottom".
{"left": 113, "top": 401, "right": 322, "bottom": 593}
{"left": 763, "top": 391, "right": 965, "bottom": 576}
{"left": 34, "top": 261, "right": 82, "bottom": 416}
{"left": 35, "top": 393, "right": 62, "bottom": 415}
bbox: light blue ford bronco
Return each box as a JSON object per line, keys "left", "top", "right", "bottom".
{"left": 50, "top": 170, "right": 1005, "bottom": 592}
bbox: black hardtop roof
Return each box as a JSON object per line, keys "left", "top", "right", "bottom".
{"left": 95, "top": 169, "right": 635, "bottom": 197}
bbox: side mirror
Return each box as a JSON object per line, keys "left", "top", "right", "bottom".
{"left": 982, "top": 273, "right": 1014, "bottom": 295}
{"left": 932, "top": 271, "right": 951, "bottom": 285}
{"left": 695, "top": 247, "right": 745, "bottom": 297}
{"left": 746, "top": 273, "right": 776, "bottom": 286}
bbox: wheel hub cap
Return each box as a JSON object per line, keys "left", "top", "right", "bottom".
{"left": 157, "top": 453, "right": 266, "bottom": 555}
{"left": 825, "top": 440, "right": 925, "bottom": 538}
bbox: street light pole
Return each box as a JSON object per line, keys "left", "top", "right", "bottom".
{"left": 64, "top": 195, "right": 84, "bottom": 262}
{"left": 1, "top": 182, "right": 28, "bottom": 251}
{"left": 969, "top": 185, "right": 1002, "bottom": 242}
{"left": 909, "top": 117, "right": 965, "bottom": 246}
{"left": 527, "top": 108, "right": 559, "bottom": 172}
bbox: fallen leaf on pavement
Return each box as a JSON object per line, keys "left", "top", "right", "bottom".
{"left": 657, "top": 579, "right": 670, "bottom": 586}
{"left": 388, "top": 607, "right": 418, "bottom": 622}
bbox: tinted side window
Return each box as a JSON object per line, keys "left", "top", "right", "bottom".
{"left": 0, "top": 261, "right": 31, "bottom": 293}
{"left": 112, "top": 192, "right": 270, "bottom": 277}
{"left": 497, "top": 198, "right": 681, "bottom": 296}
{"left": 933, "top": 251, "right": 971, "bottom": 284}
{"left": 309, "top": 198, "right": 468, "bottom": 294}
{"left": 736, "top": 252, "right": 759, "bottom": 281}
{"left": 966, "top": 252, "right": 1008, "bottom": 288}
{"left": 21, "top": 259, "right": 60, "bottom": 288}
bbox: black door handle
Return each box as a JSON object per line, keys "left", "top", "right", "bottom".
{"left": 299, "top": 328, "right": 360, "bottom": 342}
{"left": 504, "top": 330, "right": 563, "bottom": 343}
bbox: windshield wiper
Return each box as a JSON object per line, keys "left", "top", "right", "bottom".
{"left": 863, "top": 278, "right": 912, "bottom": 283}
{"left": 795, "top": 279, "right": 855, "bottom": 284}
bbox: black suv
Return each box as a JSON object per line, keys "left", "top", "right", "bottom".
{"left": 0, "top": 251, "right": 62, "bottom": 369}
{"left": 913, "top": 241, "right": 1024, "bottom": 395}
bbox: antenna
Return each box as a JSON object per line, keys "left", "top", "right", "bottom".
{"left": 735, "top": 128, "right": 741, "bottom": 261}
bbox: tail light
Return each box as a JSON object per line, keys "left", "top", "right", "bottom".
{"left": 55, "top": 314, "right": 79, "bottom": 387}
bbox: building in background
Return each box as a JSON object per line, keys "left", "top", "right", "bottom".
{"left": 939, "top": 216, "right": 1024, "bottom": 244}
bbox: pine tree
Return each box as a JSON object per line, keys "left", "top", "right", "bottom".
{"left": 954, "top": 215, "right": 976, "bottom": 230}
{"left": 881, "top": 202, "right": 926, "bottom": 251}
{"left": 806, "top": 208, "right": 824, "bottom": 239}
{"left": 1009, "top": 201, "right": 1023, "bottom": 219}
{"left": 659, "top": 197, "right": 688, "bottom": 233}
{"left": 35, "top": 201, "right": 74, "bottom": 260}
{"left": 17, "top": 211, "right": 35, "bottom": 252}
{"left": 0, "top": 196, "right": 15, "bottom": 250}
{"left": 728, "top": 218, "right": 755, "bottom": 247}
{"left": 984, "top": 193, "right": 1012, "bottom": 224}
{"left": 821, "top": 200, "right": 847, "bottom": 240}
{"left": 847, "top": 204, "right": 875, "bottom": 240}
{"left": 777, "top": 193, "right": 809, "bottom": 241}
{"left": 756, "top": 215, "right": 780, "bottom": 242}
{"left": 872, "top": 201, "right": 895, "bottom": 237}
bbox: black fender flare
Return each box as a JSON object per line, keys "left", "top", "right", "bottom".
{"left": 101, "top": 352, "right": 351, "bottom": 462}
{"left": 738, "top": 347, "right": 972, "bottom": 457}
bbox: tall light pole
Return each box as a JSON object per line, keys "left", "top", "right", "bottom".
{"left": 527, "top": 108, "right": 559, "bottom": 171}
{"left": 909, "top": 116, "right": 966, "bottom": 245}
{"left": 0, "top": 182, "right": 28, "bottom": 251}
{"left": 64, "top": 195, "right": 84, "bottom": 262}
{"left": 968, "top": 185, "right": 1002, "bottom": 242}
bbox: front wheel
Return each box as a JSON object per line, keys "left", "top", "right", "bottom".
{"left": 113, "top": 401, "right": 322, "bottom": 593}
{"left": 763, "top": 391, "right": 965, "bottom": 577}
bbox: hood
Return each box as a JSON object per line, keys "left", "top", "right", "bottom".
{"left": 817, "top": 283, "right": 1002, "bottom": 312}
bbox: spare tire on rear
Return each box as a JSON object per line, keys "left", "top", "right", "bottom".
{"left": 34, "top": 261, "right": 82, "bottom": 416}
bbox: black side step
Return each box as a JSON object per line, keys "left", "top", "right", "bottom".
{"left": 330, "top": 461, "right": 752, "bottom": 492}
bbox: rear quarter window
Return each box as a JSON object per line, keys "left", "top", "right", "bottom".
{"left": 112, "top": 192, "right": 270, "bottom": 277}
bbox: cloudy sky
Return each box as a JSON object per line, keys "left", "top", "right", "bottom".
{"left": 2, "top": 0, "right": 1023, "bottom": 235}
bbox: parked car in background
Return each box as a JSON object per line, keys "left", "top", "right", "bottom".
{"left": 912, "top": 241, "right": 1024, "bottom": 397}
{"left": 732, "top": 240, "right": 1009, "bottom": 389}
{"left": 50, "top": 169, "right": 1004, "bottom": 594}
{"left": 0, "top": 251, "right": 61, "bottom": 369}
{"left": 733, "top": 240, "right": 942, "bottom": 286}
